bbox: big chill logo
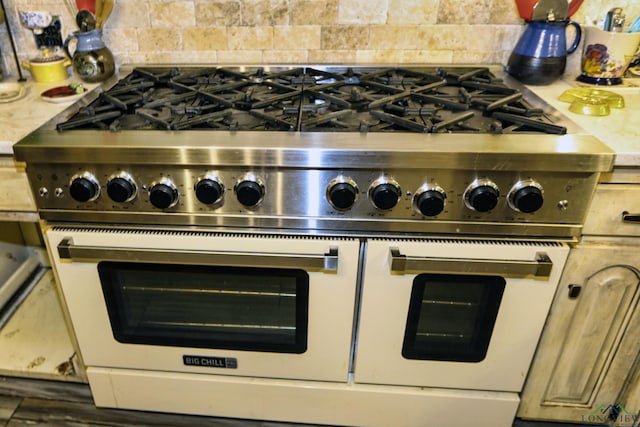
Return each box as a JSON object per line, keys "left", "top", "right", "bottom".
{"left": 183, "top": 355, "right": 238, "bottom": 369}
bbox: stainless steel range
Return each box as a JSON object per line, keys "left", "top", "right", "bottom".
{"left": 14, "top": 65, "right": 614, "bottom": 427}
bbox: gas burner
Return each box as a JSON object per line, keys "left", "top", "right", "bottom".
{"left": 57, "top": 66, "right": 566, "bottom": 135}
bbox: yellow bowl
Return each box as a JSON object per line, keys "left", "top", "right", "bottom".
{"left": 559, "top": 88, "right": 625, "bottom": 116}
{"left": 22, "top": 57, "right": 72, "bottom": 83}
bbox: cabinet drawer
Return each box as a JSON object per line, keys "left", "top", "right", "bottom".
{"left": 583, "top": 184, "right": 640, "bottom": 237}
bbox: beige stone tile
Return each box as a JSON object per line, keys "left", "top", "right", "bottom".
{"left": 451, "top": 51, "right": 496, "bottom": 64}
{"left": 263, "top": 50, "right": 310, "bottom": 63}
{"left": 308, "top": 49, "right": 357, "bottom": 63}
{"left": 337, "top": 0, "right": 389, "bottom": 24}
{"left": 495, "top": 25, "right": 524, "bottom": 51}
{"left": 102, "top": 28, "right": 139, "bottom": 54}
{"left": 195, "top": 1, "right": 241, "bottom": 26}
{"left": 398, "top": 50, "right": 454, "bottom": 64}
{"left": 274, "top": 26, "right": 321, "bottom": 50}
{"left": 228, "top": 27, "right": 274, "bottom": 50}
{"left": 183, "top": 27, "right": 228, "bottom": 51}
{"left": 149, "top": 1, "right": 196, "bottom": 28}
{"left": 437, "top": 0, "right": 492, "bottom": 24}
{"left": 291, "top": 0, "right": 338, "bottom": 25}
{"left": 419, "top": 25, "right": 497, "bottom": 52}
{"left": 103, "top": 0, "right": 150, "bottom": 29}
{"left": 387, "top": 0, "right": 438, "bottom": 25}
{"left": 489, "top": 1, "right": 521, "bottom": 24}
{"left": 242, "top": 0, "right": 289, "bottom": 25}
{"left": 321, "top": 25, "right": 369, "bottom": 50}
{"left": 136, "top": 28, "right": 182, "bottom": 52}
{"left": 369, "top": 25, "right": 421, "bottom": 49}
{"left": 217, "top": 50, "right": 264, "bottom": 64}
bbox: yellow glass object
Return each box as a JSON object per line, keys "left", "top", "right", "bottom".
{"left": 559, "top": 88, "right": 625, "bottom": 116}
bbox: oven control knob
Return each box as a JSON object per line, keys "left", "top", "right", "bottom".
{"left": 235, "top": 175, "right": 264, "bottom": 207}
{"left": 465, "top": 180, "right": 500, "bottom": 212}
{"left": 414, "top": 185, "right": 446, "bottom": 217}
{"left": 508, "top": 181, "right": 544, "bottom": 213}
{"left": 369, "top": 178, "right": 401, "bottom": 210}
{"left": 327, "top": 177, "right": 359, "bottom": 210}
{"left": 195, "top": 176, "right": 224, "bottom": 205}
{"left": 69, "top": 173, "right": 100, "bottom": 203}
{"left": 107, "top": 173, "right": 137, "bottom": 203}
{"left": 149, "top": 178, "right": 179, "bottom": 209}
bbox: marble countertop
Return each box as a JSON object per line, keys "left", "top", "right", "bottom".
{"left": 0, "top": 78, "right": 98, "bottom": 156}
{"left": 1, "top": 74, "right": 638, "bottom": 167}
{"left": 525, "top": 77, "right": 640, "bottom": 167}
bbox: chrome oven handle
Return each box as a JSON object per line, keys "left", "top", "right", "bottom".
{"left": 57, "top": 237, "right": 339, "bottom": 273}
{"left": 389, "top": 247, "right": 552, "bottom": 279}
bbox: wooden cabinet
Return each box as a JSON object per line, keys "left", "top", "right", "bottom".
{"left": 519, "top": 183, "right": 640, "bottom": 424}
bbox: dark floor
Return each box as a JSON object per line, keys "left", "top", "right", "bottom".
{"left": 0, "top": 375, "right": 595, "bottom": 427}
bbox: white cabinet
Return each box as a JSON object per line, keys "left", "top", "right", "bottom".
{"left": 519, "top": 183, "right": 640, "bottom": 424}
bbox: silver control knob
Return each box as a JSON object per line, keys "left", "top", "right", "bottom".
{"left": 414, "top": 184, "right": 446, "bottom": 217}
{"left": 369, "top": 177, "right": 401, "bottom": 210}
{"left": 195, "top": 174, "right": 225, "bottom": 205}
{"left": 107, "top": 172, "right": 137, "bottom": 203}
{"left": 235, "top": 174, "right": 264, "bottom": 207}
{"left": 69, "top": 172, "right": 100, "bottom": 202}
{"left": 508, "top": 180, "right": 544, "bottom": 213}
{"left": 327, "top": 176, "right": 359, "bottom": 210}
{"left": 464, "top": 179, "right": 500, "bottom": 212}
{"left": 149, "top": 178, "right": 179, "bottom": 209}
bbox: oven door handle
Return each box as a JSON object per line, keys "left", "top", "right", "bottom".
{"left": 57, "top": 238, "right": 339, "bottom": 273}
{"left": 389, "top": 248, "right": 553, "bottom": 279}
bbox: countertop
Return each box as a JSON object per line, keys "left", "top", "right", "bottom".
{"left": 525, "top": 76, "right": 640, "bottom": 167}
{"left": 0, "top": 78, "right": 99, "bottom": 156}
{"left": 1, "top": 74, "right": 638, "bottom": 167}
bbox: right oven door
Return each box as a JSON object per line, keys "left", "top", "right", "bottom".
{"left": 355, "top": 239, "right": 569, "bottom": 392}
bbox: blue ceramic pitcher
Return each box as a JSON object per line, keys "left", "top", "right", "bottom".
{"left": 506, "top": 20, "right": 581, "bottom": 85}
{"left": 64, "top": 29, "right": 115, "bottom": 83}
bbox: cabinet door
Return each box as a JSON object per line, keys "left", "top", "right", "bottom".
{"left": 518, "top": 239, "right": 640, "bottom": 423}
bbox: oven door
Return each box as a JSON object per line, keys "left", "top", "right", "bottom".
{"left": 355, "top": 239, "right": 569, "bottom": 392}
{"left": 45, "top": 227, "right": 360, "bottom": 382}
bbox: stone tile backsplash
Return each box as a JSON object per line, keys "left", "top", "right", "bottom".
{"left": 1, "top": 0, "right": 639, "bottom": 78}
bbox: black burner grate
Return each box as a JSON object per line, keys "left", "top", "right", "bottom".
{"left": 57, "top": 66, "right": 566, "bottom": 135}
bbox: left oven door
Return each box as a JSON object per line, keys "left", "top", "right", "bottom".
{"left": 46, "top": 227, "right": 360, "bottom": 382}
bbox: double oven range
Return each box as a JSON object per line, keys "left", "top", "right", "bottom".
{"left": 14, "top": 66, "right": 614, "bottom": 427}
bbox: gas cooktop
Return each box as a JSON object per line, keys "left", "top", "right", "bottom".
{"left": 57, "top": 66, "right": 568, "bottom": 134}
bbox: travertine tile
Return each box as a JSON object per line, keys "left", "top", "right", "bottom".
{"left": 136, "top": 28, "right": 182, "bottom": 51}
{"left": 309, "top": 49, "right": 357, "bottom": 63}
{"left": 274, "top": 26, "right": 321, "bottom": 50}
{"left": 228, "top": 27, "right": 274, "bottom": 50}
{"left": 437, "top": 0, "right": 492, "bottom": 24}
{"left": 369, "top": 25, "right": 421, "bottom": 49}
{"left": 398, "top": 50, "right": 454, "bottom": 64}
{"left": 195, "top": 1, "right": 241, "bottom": 26}
{"left": 263, "top": 50, "right": 310, "bottom": 63}
{"left": 321, "top": 25, "right": 369, "bottom": 50}
{"left": 183, "top": 27, "right": 228, "bottom": 51}
{"left": 387, "top": 0, "right": 438, "bottom": 25}
{"left": 102, "top": 0, "right": 150, "bottom": 28}
{"left": 217, "top": 50, "right": 264, "bottom": 64}
{"left": 338, "top": 0, "right": 389, "bottom": 24}
{"left": 291, "top": 0, "right": 338, "bottom": 25}
{"left": 419, "top": 25, "right": 496, "bottom": 52}
{"left": 242, "top": 0, "right": 290, "bottom": 26}
{"left": 489, "top": 1, "right": 521, "bottom": 24}
{"left": 148, "top": 1, "right": 196, "bottom": 28}
{"left": 102, "top": 28, "right": 139, "bottom": 54}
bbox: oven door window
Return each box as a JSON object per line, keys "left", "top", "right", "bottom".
{"left": 98, "top": 262, "right": 309, "bottom": 354}
{"left": 402, "top": 274, "right": 505, "bottom": 362}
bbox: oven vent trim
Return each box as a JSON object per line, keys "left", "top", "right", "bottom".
{"left": 48, "top": 226, "right": 358, "bottom": 241}
{"left": 369, "top": 237, "right": 563, "bottom": 247}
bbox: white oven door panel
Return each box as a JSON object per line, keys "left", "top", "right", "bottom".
{"left": 45, "top": 228, "right": 360, "bottom": 382}
{"left": 355, "top": 239, "right": 569, "bottom": 392}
